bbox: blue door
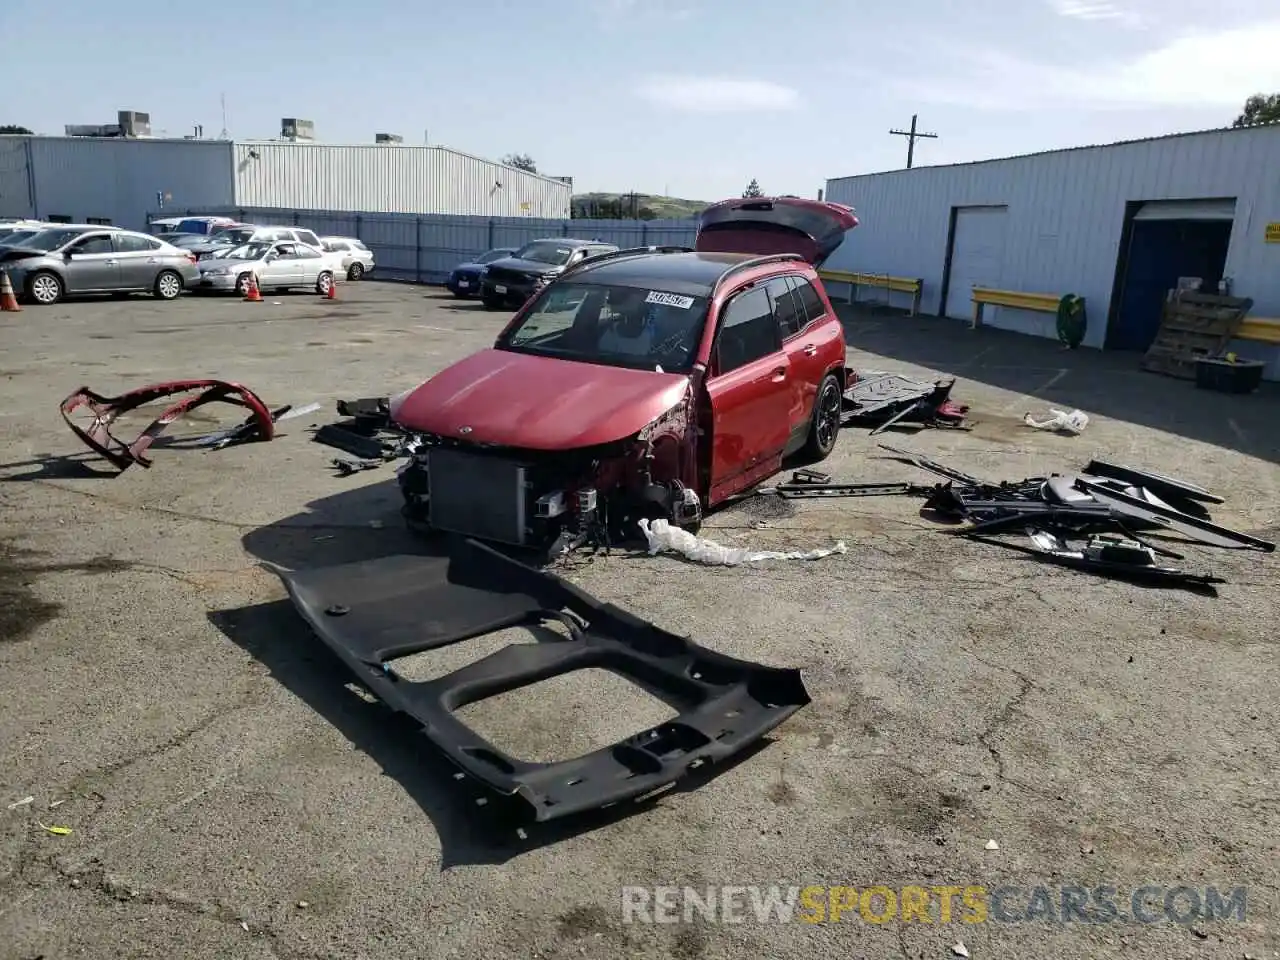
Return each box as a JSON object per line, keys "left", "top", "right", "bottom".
{"left": 1111, "top": 219, "right": 1231, "bottom": 352}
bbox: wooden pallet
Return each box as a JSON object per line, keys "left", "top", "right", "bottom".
{"left": 1140, "top": 291, "right": 1254, "bottom": 379}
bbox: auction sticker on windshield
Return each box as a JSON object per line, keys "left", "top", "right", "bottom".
{"left": 646, "top": 291, "right": 695, "bottom": 309}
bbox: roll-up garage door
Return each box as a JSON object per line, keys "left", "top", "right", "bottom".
{"left": 944, "top": 206, "right": 1009, "bottom": 321}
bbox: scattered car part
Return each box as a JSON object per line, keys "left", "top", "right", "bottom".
{"left": 767, "top": 481, "right": 940, "bottom": 500}
{"left": 843, "top": 374, "right": 969, "bottom": 431}
{"left": 313, "top": 398, "right": 409, "bottom": 462}
{"left": 60, "top": 379, "right": 275, "bottom": 472}
{"left": 332, "top": 457, "right": 384, "bottom": 476}
{"left": 790, "top": 468, "right": 831, "bottom": 485}
{"left": 876, "top": 444, "right": 986, "bottom": 486}
{"left": 1081, "top": 459, "right": 1224, "bottom": 506}
{"left": 967, "top": 529, "right": 1225, "bottom": 590}
{"left": 193, "top": 401, "right": 321, "bottom": 449}
{"left": 638, "top": 517, "right": 846, "bottom": 565}
{"left": 268, "top": 537, "right": 811, "bottom": 823}
{"left": 1023, "top": 409, "right": 1089, "bottom": 434}
{"left": 1075, "top": 478, "right": 1274, "bottom": 552}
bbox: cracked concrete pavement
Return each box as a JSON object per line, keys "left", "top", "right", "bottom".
{"left": 0, "top": 284, "right": 1278, "bottom": 959}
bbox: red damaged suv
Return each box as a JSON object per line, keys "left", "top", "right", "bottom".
{"left": 391, "top": 196, "right": 858, "bottom": 558}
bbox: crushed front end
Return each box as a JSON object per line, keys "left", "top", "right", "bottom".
{"left": 397, "top": 405, "right": 703, "bottom": 561}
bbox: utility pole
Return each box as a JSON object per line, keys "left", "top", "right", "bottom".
{"left": 889, "top": 113, "right": 938, "bottom": 169}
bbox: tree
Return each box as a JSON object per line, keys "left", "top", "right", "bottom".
{"left": 1232, "top": 93, "right": 1280, "bottom": 128}
{"left": 0, "top": 125, "right": 33, "bottom": 135}
{"left": 502, "top": 153, "right": 537, "bottom": 173}
{"left": 742, "top": 178, "right": 763, "bottom": 198}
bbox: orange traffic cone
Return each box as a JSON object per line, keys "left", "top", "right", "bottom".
{"left": 243, "top": 273, "right": 262, "bottom": 302}
{"left": 0, "top": 271, "right": 20, "bottom": 312}
{"left": 324, "top": 276, "right": 337, "bottom": 300}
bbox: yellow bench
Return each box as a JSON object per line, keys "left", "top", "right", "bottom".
{"left": 970, "top": 287, "right": 1065, "bottom": 329}
{"left": 1237, "top": 318, "right": 1280, "bottom": 345}
{"left": 819, "top": 269, "right": 924, "bottom": 317}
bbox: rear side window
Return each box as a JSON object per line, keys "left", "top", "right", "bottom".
{"left": 715, "top": 286, "right": 781, "bottom": 374}
{"left": 792, "top": 277, "right": 826, "bottom": 326}
{"left": 116, "top": 234, "right": 160, "bottom": 253}
{"left": 297, "top": 230, "right": 320, "bottom": 246}
{"left": 351, "top": 240, "right": 369, "bottom": 251}
{"left": 765, "top": 276, "right": 804, "bottom": 339}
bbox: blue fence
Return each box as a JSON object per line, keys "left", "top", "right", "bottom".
{"left": 161, "top": 207, "right": 701, "bottom": 283}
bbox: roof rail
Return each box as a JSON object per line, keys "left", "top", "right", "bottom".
{"left": 711, "top": 253, "right": 807, "bottom": 295}
{"left": 562, "top": 244, "right": 695, "bottom": 276}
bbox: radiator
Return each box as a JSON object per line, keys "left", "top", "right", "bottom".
{"left": 427, "top": 447, "right": 528, "bottom": 545}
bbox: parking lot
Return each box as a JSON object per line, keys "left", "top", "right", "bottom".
{"left": 1, "top": 282, "right": 1277, "bottom": 960}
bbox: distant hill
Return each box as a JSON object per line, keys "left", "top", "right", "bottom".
{"left": 571, "top": 192, "right": 711, "bottom": 221}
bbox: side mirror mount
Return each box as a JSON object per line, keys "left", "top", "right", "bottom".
{"left": 264, "top": 252, "right": 278, "bottom": 262}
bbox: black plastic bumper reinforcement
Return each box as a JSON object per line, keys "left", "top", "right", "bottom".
{"left": 1074, "top": 478, "right": 1275, "bottom": 552}
{"left": 267, "top": 538, "right": 810, "bottom": 823}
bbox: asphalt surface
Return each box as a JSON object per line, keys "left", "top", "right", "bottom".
{"left": 0, "top": 283, "right": 1277, "bottom": 960}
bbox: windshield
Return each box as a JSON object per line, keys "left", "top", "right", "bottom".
{"left": 210, "top": 228, "right": 255, "bottom": 244}
{"left": 497, "top": 282, "right": 709, "bottom": 373}
{"left": 220, "top": 242, "right": 274, "bottom": 261}
{"left": 13, "top": 229, "right": 86, "bottom": 252}
{"left": 0, "top": 230, "right": 39, "bottom": 246}
{"left": 477, "top": 248, "right": 515, "bottom": 264}
{"left": 512, "top": 241, "right": 575, "bottom": 266}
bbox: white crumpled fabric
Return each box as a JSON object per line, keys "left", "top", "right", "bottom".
{"left": 637, "top": 518, "right": 847, "bottom": 567}
{"left": 1023, "top": 408, "right": 1090, "bottom": 435}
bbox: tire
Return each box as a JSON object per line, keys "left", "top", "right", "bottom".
{"left": 347, "top": 262, "right": 364, "bottom": 281}
{"left": 234, "top": 272, "right": 252, "bottom": 296}
{"left": 801, "top": 372, "right": 843, "bottom": 461}
{"left": 316, "top": 271, "right": 334, "bottom": 296}
{"left": 26, "top": 271, "right": 63, "bottom": 305}
{"left": 154, "top": 270, "right": 183, "bottom": 300}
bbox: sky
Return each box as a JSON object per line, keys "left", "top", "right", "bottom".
{"left": 3, "top": 0, "right": 1279, "bottom": 201}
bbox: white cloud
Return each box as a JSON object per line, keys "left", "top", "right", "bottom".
{"left": 894, "top": 20, "right": 1280, "bottom": 110}
{"left": 635, "top": 76, "right": 802, "bottom": 113}
{"left": 1048, "top": 0, "right": 1144, "bottom": 24}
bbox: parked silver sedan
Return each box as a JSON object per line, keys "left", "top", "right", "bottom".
{"left": 319, "top": 236, "right": 375, "bottom": 280}
{"left": 0, "top": 226, "right": 199, "bottom": 305}
{"left": 194, "top": 240, "right": 337, "bottom": 296}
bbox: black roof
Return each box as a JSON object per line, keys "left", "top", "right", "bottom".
{"left": 572, "top": 251, "right": 756, "bottom": 297}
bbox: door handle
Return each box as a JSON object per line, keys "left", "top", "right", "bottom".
{"left": 771, "top": 366, "right": 787, "bottom": 382}
{"left": 802, "top": 344, "right": 818, "bottom": 356}
{"left": 104, "top": 259, "right": 117, "bottom": 264}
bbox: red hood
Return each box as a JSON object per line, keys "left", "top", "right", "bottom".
{"left": 391, "top": 349, "right": 691, "bottom": 450}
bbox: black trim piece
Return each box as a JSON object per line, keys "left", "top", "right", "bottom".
{"left": 268, "top": 538, "right": 810, "bottom": 822}
{"left": 1075, "top": 478, "right": 1274, "bottom": 552}
{"left": 1081, "top": 460, "right": 1224, "bottom": 505}
{"left": 937, "top": 205, "right": 959, "bottom": 318}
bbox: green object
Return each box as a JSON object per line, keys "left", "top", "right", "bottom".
{"left": 1056, "top": 294, "right": 1087, "bottom": 348}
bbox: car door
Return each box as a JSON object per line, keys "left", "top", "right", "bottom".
{"left": 762, "top": 275, "right": 810, "bottom": 442}
{"left": 62, "top": 233, "right": 121, "bottom": 291}
{"left": 113, "top": 233, "right": 163, "bottom": 289}
{"left": 293, "top": 243, "right": 326, "bottom": 285}
{"left": 703, "top": 284, "right": 792, "bottom": 503}
{"left": 264, "top": 242, "right": 303, "bottom": 286}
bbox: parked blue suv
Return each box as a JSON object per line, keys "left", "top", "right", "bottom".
{"left": 445, "top": 247, "right": 518, "bottom": 298}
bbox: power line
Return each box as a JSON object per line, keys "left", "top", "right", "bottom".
{"left": 889, "top": 113, "right": 938, "bottom": 170}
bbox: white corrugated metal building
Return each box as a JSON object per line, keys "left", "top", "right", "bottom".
{"left": 0, "top": 136, "right": 571, "bottom": 229}
{"left": 823, "top": 124, "right": 1280, "bottom": 370}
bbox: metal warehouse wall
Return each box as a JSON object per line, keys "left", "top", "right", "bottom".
{"left": 169, "top": 206, "right": 698, "bottom": 282}
{"left": 0, "top": 137, "right": 235, "bottom": 230}
{"left": 824, "top": 125, "right": 1280, "bottom": 355}
{"left": 232, "top": 142, "right": 573, "bottom": 219}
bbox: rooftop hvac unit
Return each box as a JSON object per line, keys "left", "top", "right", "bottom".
{"left": 375, "top": 133, "right": 403, "bottom": 144}
{"left": 117, "top": 111, "right": 151, "bottom": 137}
{"left": 281, "top": 118, "right": 315, "bottom": 141}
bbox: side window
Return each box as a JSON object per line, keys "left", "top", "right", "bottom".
{"left": 714, "top": 286, "right": 781, "bottom": 375}
{"left": 765, "top": 276, "right": 803, "bottom": 339}
{"left": 115, "top": 234, "right": 158, "bottom": 253}
{"left": 296, "top": 245, "right": 322, "bottom": 259}
{"left": 270, "top": 229, "right": 293, "bottom": 241}
{"left": 792, "top": 277, "right": 827, "bottom": 327}
{"left": 71, "top": 235, "right": 114, "bottom": 255}
{"left": 297, "top": 230, "right": 320, "bottom": 247}
{"left": 276, "top": 242, "right": 299, "bottom": 258}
